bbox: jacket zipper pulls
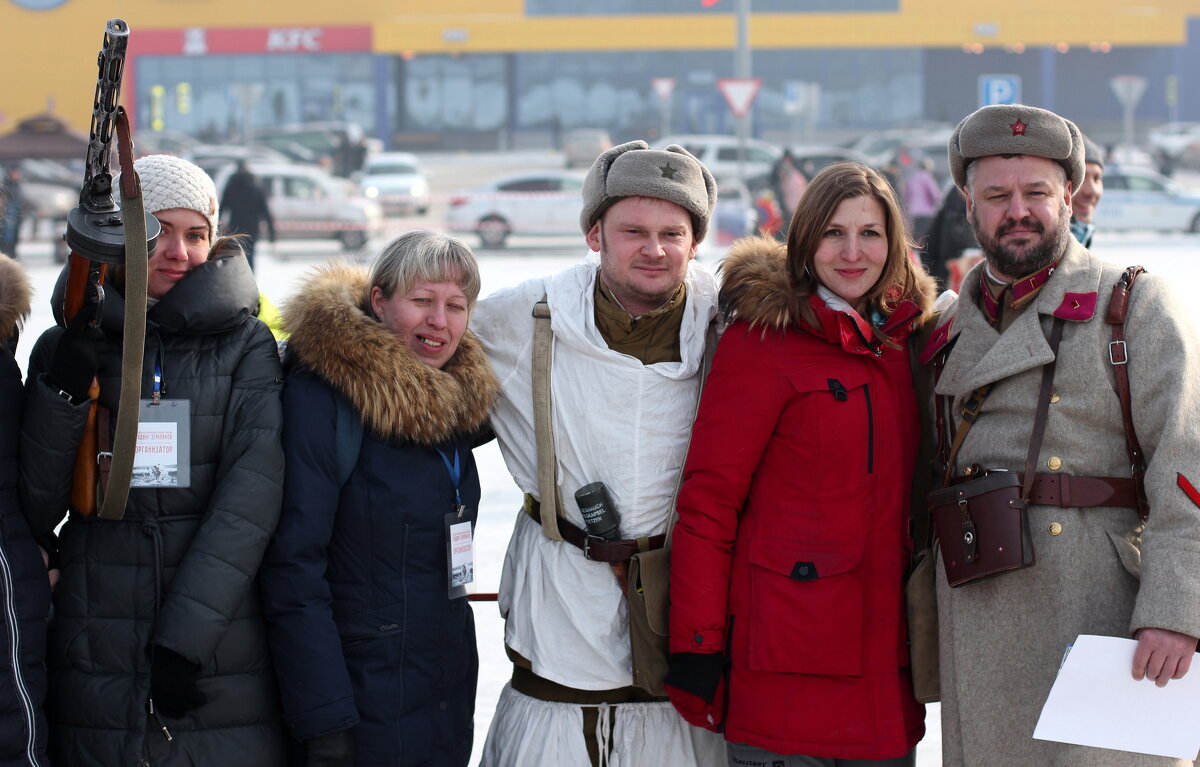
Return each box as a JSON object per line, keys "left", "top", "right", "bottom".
{"left": 148, "top": 698, "right": 173, "bottom": 742}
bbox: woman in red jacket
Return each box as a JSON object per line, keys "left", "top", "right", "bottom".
{"left": 666, "top": 162, "right": 935, "bottom": 766}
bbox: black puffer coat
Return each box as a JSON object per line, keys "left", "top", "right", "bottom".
{"left": 0, "top": 255, "right": 50, "bottom": 767}
{"left": 260, "top": 263, "right": 498, "bottom": 766}
{"left": 19, "top": 246, "right": 287, "bottom": 766}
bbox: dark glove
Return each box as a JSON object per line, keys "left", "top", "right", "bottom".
{"left": 665, "top": 652, "right": 726, "bottom": 732}
{"left": 306, "top": 729, "right": 354, "bottom": 767}
{"left": 150, "top": 646, "right": 207, "bottom": 718}
{"left": 46, "top": 302, "right": 103, "bottom": 402}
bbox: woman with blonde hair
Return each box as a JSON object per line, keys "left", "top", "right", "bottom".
{"left": 261, "top": 231, "right": 498, "bottom": 766}
{"left": 665, "top": 162, "right": 935, "bottom": 766}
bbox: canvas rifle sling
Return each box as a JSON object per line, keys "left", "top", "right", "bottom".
{"left": 98, "top": 108, "right": 148, "bottom": 521}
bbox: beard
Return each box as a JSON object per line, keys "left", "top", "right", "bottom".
{"left": 971, "top": 202, "right": 1072, "bottom": 279}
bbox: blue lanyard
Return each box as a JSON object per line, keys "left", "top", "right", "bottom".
{"left": 152, "top": 355, "right": 163, "bottom": 405}
{"left": 435, "top": 447, "right": 463, "bottom": 510}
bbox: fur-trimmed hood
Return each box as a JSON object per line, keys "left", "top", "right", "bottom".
{"left": 718, "top": 235, "right": 794, "bottom": 331}
{"left": 283, "top": 261, "right": 499, "bottom": 445}
{"left": 0, "top": 253, "right": 31, "bottom": 341}
{"left": 718, "top": 235, "right": 922, "bottom": 353}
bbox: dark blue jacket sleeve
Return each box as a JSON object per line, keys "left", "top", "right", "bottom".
{"left": 260, "top": 370, "right": 359, "bottom": 740}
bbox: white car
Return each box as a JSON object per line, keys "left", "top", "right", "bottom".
{"left": 1099, "top": 168, "right": 1200, "bottom": 232}
{"left": 652, "top": 134, "right": 781, "bottom": 180}
{"left": 359, "top": 152, "right": 431, "bottom": 216}
{"left": 213, "top": 162, "right": 384, "bottom": 252}
{"left": 445, "top": 170, "right": 585, "bottom": 249}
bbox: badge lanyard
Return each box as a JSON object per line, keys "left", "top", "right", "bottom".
{"left": 438, "top": 446, "right": 474, "bottom": 598}
{"left": 131, "top": 352, "right": 191, "bottom": 488}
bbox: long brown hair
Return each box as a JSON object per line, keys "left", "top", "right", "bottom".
{"left": 785, "top": 162, "right": 936, "bottom": 333}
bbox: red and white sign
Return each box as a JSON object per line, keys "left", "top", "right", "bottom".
{"left": 133, "top": 26, "right": 373, "bottom": 56}
{"left": 717, "top": 78, "right": 762, "bottom": 119}
{"left": 651, "top": 78, "right": 676, "bottom": 102}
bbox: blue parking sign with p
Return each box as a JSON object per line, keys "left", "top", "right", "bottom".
{"left": 979, "top": 75, "right": 1021, "bottom": 107}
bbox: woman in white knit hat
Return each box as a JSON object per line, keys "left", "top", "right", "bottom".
{"left": 19, "top": 154, "right": 288, "bottom": 766}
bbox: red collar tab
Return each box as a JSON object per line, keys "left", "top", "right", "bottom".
{"left": 919, "top": 316, "right": 955, "bottom": 364}
{"left": 1053, "top": 291, "right": 1098, "bottom": 321}
{"left": 981, "top": 281, "right": 1002, "bottom": 325}
{"left": 1180, "top": 473, "right": 1200, "bottom": 511}
{"left": 1010, "top": 119, "right": 1027, "bottom": 136}
{"left": 1009, "top": 260, "right": 1058, "bottom": 308}
{"left": 880, "top": 300, "right": 923, "bottom": 336}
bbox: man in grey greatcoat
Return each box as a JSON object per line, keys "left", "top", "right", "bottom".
{"left": 923, "top": 104, "right": 1200, "bottom": 766}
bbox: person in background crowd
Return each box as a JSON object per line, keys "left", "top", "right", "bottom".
{"left": 220, "top": 160, "right": 276, "bottom": 271}
{"left": 19, "top": 154, "right": 287, "bottom": 766}
{"left": 922, "top": 184, "right": 978, "bottom": 289}
{"left": 0, "top": 168, "right": 24, "bottom": 262}
{"left": 928, "top": 104, "right": 1200, "bottom": 766}
{"left": 666, "top": 162, "right": 933, "bottom": 766}
{"left": 771, "top": 149, "right": 809, "bottom": 225}
{"left": 901, "top": 152, "right": 943, "bottom": 246}
{"left": 0, "top": 253, "right": 51, "bottom": 767}
{"left": 261, "top": 231, "right": 498, "bottom": 767}
{"left": 1070, "top": 134, "right": 1105, "bottom": 248}
{"left": 471, "top": 140, "right": 724, "bottom": 767}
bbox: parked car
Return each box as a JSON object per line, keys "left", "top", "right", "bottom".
{"left": 212, "top": 162, "right": 384, "bottom": 252}
{"left": 847, "top": 127, "right": 954, "bottom": 169}
{"left": 186, "top": 144, "right": 299, "bottom": 181}
{"left": 698, "top": 177, "right": 758, "bottom": 262}
{"left": 786, "top": 144, "right": 874, "bottom": 177}
{"left": 1097, "top": 167, "right": 1200, "bottom": 232}
{"left": 445, "top": 170, "right": 585, "bottom": 249}
{"left": 563, "top": 129, "right": 613, "bottom": 168}
{"left": 256, "top": 121, "right": 373, "bottom": 177}
{"left": 1147, "top": 122, "right": 1200, "bottom": 162}
{"left": 652, "top": 134, "right": 781, "bottom": 180}
{"left": 358, "top": 152, "right": 431, "bottom": 216}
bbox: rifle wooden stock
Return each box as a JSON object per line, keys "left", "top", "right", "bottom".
{"left": 64, "top": 251, "right": 105, "bottom": 516}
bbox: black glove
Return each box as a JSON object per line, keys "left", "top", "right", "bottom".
{"left": 664, "top": 652, "right": 725, "bottom": 704}
{"left": 306, "top": 729, "right": 354, "bottom": 767}
{"left": 150, "top": 646, "right": 207, "bottom": 718}
{"left": 46, "top": 302, "right": 103, "bottom": 403}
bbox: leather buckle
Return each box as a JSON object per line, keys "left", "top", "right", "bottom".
{"left": 583, "top": 535, "right": 605, "bottom": 561}
{"left": 1109, "top": 340, "right": 1128, "bottom": 365}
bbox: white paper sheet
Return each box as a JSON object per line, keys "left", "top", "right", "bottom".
{"left": 1033, "top": 634, "right": 1200, "bottom": 759}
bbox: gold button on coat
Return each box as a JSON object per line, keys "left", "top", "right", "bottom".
{"left": 1047, "top": 456, "right": 1062, "bottom": 471}
{"left": 1048, "top": 522, "right": 1063, "bottom": 536}
{"left": 1050, "top": 393, "right": 1061, "bottom": 404}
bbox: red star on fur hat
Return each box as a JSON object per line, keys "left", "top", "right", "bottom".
{"left": 1010, "top": 119, "right": 1027, "bottom": 136}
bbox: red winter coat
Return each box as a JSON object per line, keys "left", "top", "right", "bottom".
{"left": 668, "top": 239, "right": 925, "bottom": 759}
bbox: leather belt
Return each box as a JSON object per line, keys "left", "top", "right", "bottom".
{"left": 1023, "top": 473, "right": 1139, "bottom": 510}
{"left": 523, "top": 494, "right": 665, "bottom": 563}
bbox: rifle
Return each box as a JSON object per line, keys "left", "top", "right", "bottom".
{"left": 63, "top": 18, "right": 160, "bottom": 515}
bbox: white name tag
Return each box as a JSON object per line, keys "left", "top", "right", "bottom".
{"left": 445, "top": 513, "right": 474, "bottom": 599}
{"left": 131, "top": 399, "right": 190, "bottom": 488}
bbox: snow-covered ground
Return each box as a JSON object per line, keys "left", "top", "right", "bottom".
{"left": 11, "top": 227, "right": 1200, "bottom": 766}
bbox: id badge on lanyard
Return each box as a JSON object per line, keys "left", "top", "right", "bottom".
{"left": 439, "top": 447, "right": 474, "bottom": 599}
{"left": 131, "top": 356, "right": 191, "bottom": 489}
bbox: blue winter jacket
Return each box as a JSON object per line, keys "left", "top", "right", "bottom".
{"left": 260, "top": 263, "right": 499, "bottom": 767}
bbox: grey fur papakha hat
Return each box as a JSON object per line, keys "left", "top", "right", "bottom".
{"left": 580, "top": 140, "right": 718, "bottom": 242}
{"left": 948, "top": 104, "right": 1084, "bottom": 191}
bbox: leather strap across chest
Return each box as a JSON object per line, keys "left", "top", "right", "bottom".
{"left": 934, "top": 266, "right": 1149, "bottom": 518}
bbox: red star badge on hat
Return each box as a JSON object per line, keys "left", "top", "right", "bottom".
{"left": 1010, "top": 119, "right": 1027, "bottom": 136}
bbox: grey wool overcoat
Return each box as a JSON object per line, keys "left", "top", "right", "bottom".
{"left": 924, "top": 237, "right": 1200, "bottom": 767}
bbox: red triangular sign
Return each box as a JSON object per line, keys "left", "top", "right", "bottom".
{"left": 717, "top": 78, "right": 762, "bottom": 119}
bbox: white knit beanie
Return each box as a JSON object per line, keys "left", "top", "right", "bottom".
{"left": 128, "top": 154, "right": 220, "bottom": 236}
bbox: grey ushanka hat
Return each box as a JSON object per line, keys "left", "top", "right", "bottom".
{"left": 580, "top": 140, "right": 718, "bottom": 242}
{"left": 948, "top": 104, "right": 1084, "bottom": 191}
{"left": 1082, "top": 133, "right": 1105, "bottom": 169}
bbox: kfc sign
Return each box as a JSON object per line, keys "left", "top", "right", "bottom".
{"left": 266, "top": 28, "right": 324, "bottom": 52}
